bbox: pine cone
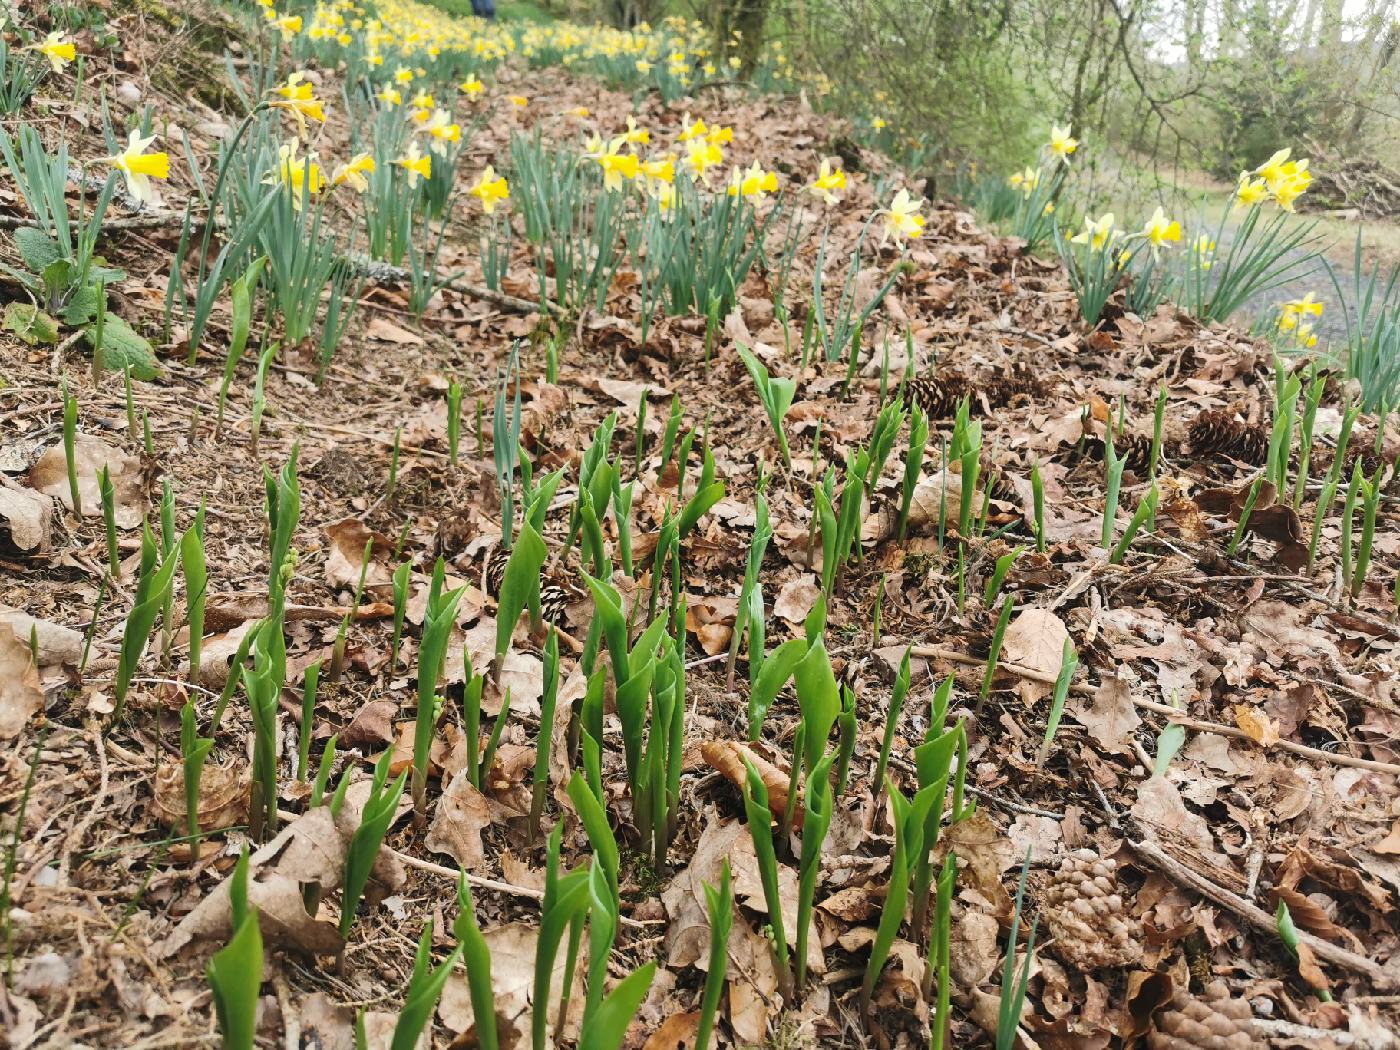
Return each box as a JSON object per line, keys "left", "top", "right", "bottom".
{"left": 986, "top": 363, "right": 1049, "bottom": 407}
{"left": 1147, "top": 981, "right": 1259, "bottom": 1050}
{"left": 1189, "top": 410, "right": 1270, "bottom": 466}
{"left": 1042, "top": 849, "right": 1142, "bottom": 970}
{"left": 1084, "top": 432, "right": 1155, "bottom": 476}
{"left": 484, "top": 546, "right": 582, "bottom": 627}
{"left": 905, "top": 370, "right": 971, "bottom": 420}
{"left": 483, "top": 545, "right": 509, "bottom": 597}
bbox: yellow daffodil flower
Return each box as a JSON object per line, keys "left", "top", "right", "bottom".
{"left": 32, "top": 30, "right": 77, "bottom": 72}
{"left": 684, "top": 139, "right": 723, "bottom": 184}
{"left": 269, "top": 72, "right": 326, "bottom": 133}
{"left": 423, "top": 109, "right": 462, "bottom": 154}
{"left": 394, "top": 66, "right": 414, "bottom": 84}
{"left": 1281, "top": 292, "right": 1324, "bottom": 321}
{"left": 271, "top": 14, "right": 303, "bottom": 39}
{"left": 1008, "top": 166, "right": 1040, "bottom": 199}
{"left": 102, "top": 130, "right": 170, "bottom": 205}
{"left": 459, "top": 74, "right": 484, "bottom": 98}
{"left": 1070, "top": 212, "right": 1116, "bottom": 252}
{"left": 377, "top": 85, "right": 402, "bottom": 107}
{"left": 679, "top": 105, "right": 710, "bottom": 134}
{"left": 808, "top": 159, "right": 847, "bottom": 204}
{"left": 469, "top": 165, "right": 510, "bottom": 214}
{"left": 510, "top": 95, "right": 529, "bottom": 108}
{"left": 397, "top": 141, "right": 432, "bottom": 186}
{"left": 263, "top": 139, "right": 324, "bottom": 208}
{"left": 1141, "top": 206, "right": 1181, "bottom": 250}
{"left": 880, "top": 189, "right": 925, "bottom": 246}
{"left": 641, "top": 157, "right": 675, "bottom": 196}
{"left": 1049, "top": 123, "right": 1078, "bottom": 162}
{"left": 872, "top": 117, "right": 886, "bottom": 130}
{"left": 727, "top": 161, "right": 778, "bottom": 200}
{"left": 636, "top": 59, "right": 652, "bottom": 74}
{"left": 707, "top": 123, "right": 733, "bottom": 146}
{"left": 331, "top": 152, "right": 375, "bottom": 192}
{"left": 1235, "top": 174, "right": 1269, "bottom": 207}
{"left": 624, "top": 115, "right": 650, "bottom": 149}
{"left": 1273, "top": 160, "right": 1311, "bottom": 211}
{"left": 567, "top": 106, "right": 590, "bottom": 118}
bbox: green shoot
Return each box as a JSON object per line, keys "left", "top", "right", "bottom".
{"left": 725, "top": 489, "right": 772, "bottom": 690}
{"left": 983, "top": 546, "right": 1025, "bottom": 606}
{"left": 741, "top": 760, "right": 791, "bottom": 998}
{"left": 447, "top": 377, "right": 463, "bottom": 465}
{"left": 341, "top": 749, "right": 409, "bottom": 940}
{"left": 1034, "top": 638, "right": 1078, "bottom": 769}
{"left": 453, "top": 880, "right": 498, "bottom": 1050}
{"left": 1228, "top": 476, "right": 1266, "bottom": 557}
{"left": 1101, "top": 431, "right": 1123, "bottom": 548}
{"left": 736, "top": 343, "right": 796, "bottom": 469}
{"left": 694, "top": 861, "right": 732, "bottom": 1050}
{"left": 1275, "top": 899, "right": 1331, "bottom": 1002}
{"left": 533, "top": 824, "right": 590, "bottom": 1050}
{"left": 180, "top": 523, "right": 207, "bottom": 682}
{"left": 388, "top": 560, "right": 411, "bottom": 671}
{"left": 794, "top": 750, "right": 836, "bottom": 992}
{"left": 207, "top": 849, "right": 262, "bottom": 1050}
{"left": 246, "top": 625, "right": 282, "bottom": 842}
{"left": 391, "top": 921, "right": 462, "bottom": 1050}
{"left": 979, "top": 598, "right": 1015, "bottom": 715}
{"left": 179, "top": 699, "right": 214, "bottom": 855}
{"left": 995, "top": 851, "right": 1039, "bottom": 1050}
{"left": 872, "top": 647, "right": 911, "bottom": 808}
{"left": 215, "top": 256, "right": 265, "bottom": 440}
{"left": 112, "top": 521, "right": 182, "bottom": 724}
{"left": 529, "top": 627, "right": 560, "bottom": 840}
{"left": 897, "top": 404, "right": 929, "bottom": 542}
{"left": 1031, "top": 458, "right": 1046, "bottom": 552}
{"left": 415, "top": 566, "right": 465, "bottom": 824}
{"left": 297, "top": 660, "right": 321, "bottom": 781}
{"left": 100, "top": 465, "right": 119, "bottom": 577}
{"left": 386, "top": 424, "right": 403, "bottom": 504}
{"left": 62, "top": 380, "right": 80, "bottom": 516}
{"left": 1110, "top": 484, "right": 1159, "bottom": 565}
{"left": 1308, "top": 401, "right": 1359, "bottom": 572}
{"left": 1352, "top": 467, "right": 1382, "bottom": 600}
{"left": 930, "top": 852, "right": 957, "bottom": 1050}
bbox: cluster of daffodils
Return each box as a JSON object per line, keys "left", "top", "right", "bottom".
{"left": 1069, "top": 205, "right": 1181, "bottom": 258}
{"left": 1236, "top": 148, "right": 1312, "bottom": 211}
{"left": 1007, "top": 124, "right": 1078, "bottom": 201}
{"left": 1277, "top": 292, "right": 1323, "bottom": 348}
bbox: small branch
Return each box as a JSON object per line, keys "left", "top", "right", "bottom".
{"left": 1129, "top": 837, "right": 1400, "bottom": 991}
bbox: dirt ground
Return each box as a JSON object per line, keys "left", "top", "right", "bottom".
{"left": 2, "top": 3, "right": 1400, "bottom": 1049}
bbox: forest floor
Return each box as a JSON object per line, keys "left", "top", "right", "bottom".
{"left": 3, "top": 3, "right": 1400, "bottom": 1049}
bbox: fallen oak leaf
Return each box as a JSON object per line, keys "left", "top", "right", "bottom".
{"left": 27, "top": 434, "right": 143, "bottom": 526}
{"left": 1234, "top": 705, "right": 1280, "bottom": 747}
{"left": 700, "top": 739, "right": 802, "bottom": 827}
{"left": 0, "top": 627, "right": 43, "bottom": 740}
{"left": 424, "top": 771, "right": 491, "bottom": 871}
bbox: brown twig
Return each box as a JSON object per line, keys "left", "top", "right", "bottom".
{"left": 1129, "top": 837, "right": 1400, "bottom": 991}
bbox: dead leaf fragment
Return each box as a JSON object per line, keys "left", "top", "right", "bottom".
{"left": 0, "top": 475, "right": 52, "bottom": 554}
{"left": 1001, "top": 608, "right": 1071, "bottom": 703}
{"left": 27, "top": 434, "right": 142, "bottom": 526}
{"left": 1234, "top": 705, "right": 1280, "bottom": 747}
{"left": 424, "top": 772, "right": 491, "bottom": 871}
{"left": 0, "top": 628, "right": 43, "bottom": 740}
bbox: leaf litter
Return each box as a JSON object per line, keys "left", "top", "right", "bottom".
{"left": 0, "top": 5, "right": 1398, "bottom": 1049}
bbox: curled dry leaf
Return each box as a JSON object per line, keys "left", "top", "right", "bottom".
{"left": 0, "top": 627, "right": 43, "bottom": 740}
{"left": 772, "top": 574, "right": 821, "bottom": 624}
{"left": 151, "top": 759, "right": 248, "bottom": 834}
{"left": 323, "top": 517, "right": 394, "bottom": 590}
{"left": 1234, "top": 705, "right": 1281, "bottom": 747}
{"left": 0, "top": 608, "right": 82, "bottom": 673}
{"left": 0, "top": 475, "right": 52, "bottom": 555}
{"left": 700, "top": 739, "right": 801, "bottom": 827}
{"left": 27, "top": 434, "right": 143, "bottom": 527}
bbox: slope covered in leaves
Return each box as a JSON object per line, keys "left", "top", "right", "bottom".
{"left": 1, "top": 2, "right": 1399, "bottom": 1048}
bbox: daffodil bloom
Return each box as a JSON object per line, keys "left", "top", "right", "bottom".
{"left": 1049, "top": 124, "right": 1078, "bottom": 162}
{"left": 1273, "top": 160, "right": 1311, "bottom": 211}
{"left": 410, "top": 90, "right": 435, "bottom": 111}
{"left": 872, "top": 117, "right": 886, "bottom": 130}
{"left": 271, "top": 14, "right": 302, "bottom": 39}
{"left": 1253, "top": 148, "right": 1291, "bottom": 189}
{"left": 880, "top": 189, "right": 925, "bottom": 246}
{"left": 32, "top": 30, "right": 77, "bottom": 72}
{"left": 684, "top": 139, "right": 723, "bottom": 184}
{"left": 808, "top": 159, "right": 847, "bottom": 204}
{"left": 269, "top": 72, "right": 326, "bottom": 133}
{"left": 727, "top": 161, "right": 778, "bottom": 200}
{"left": 1281, "top": 292, "right": 1324, "bottom": 321}
{"left": 377, "top": 85, "right": 402, "bottom": 108}
{"left": 1141, "top": 206, "right": 1181, "bottom": 250}
{"left": 653, "top": 183, "right": 677, "bottom": 218}
{"left": 728, "top": 56, "right": 742, "bottom": 69}
{"left": 1008, "top": 166, "right": 1040, "bottom": 199}
{"left": 423, "top": 111, "right": 461, "bottom": 154}
{"left": 1070, "top": 212, "right": 1116, "bottom": 252}
{"left": 1295, "top": 323, "right": 1318, "bottom": 348}
{"left": 707, "top": 123, "right": 733, "bottom": 146}
{"left": 331, "top": 152, "right": 375, "bottom": 192}
{"left": 459, "top": 74, "right": 483, "bottom": 98}
{"left": 394, "top": 66, "right": 414, "bottom": 84}
{"left": 567, "top": 106, "right": 590, "bottom": 118}
{"left": 1235, "top": 174, "right": 1269, "bottom": 207}
{"left": 623, "top": 115, "right": 650, "bottom": 150}
{"left": 469, "top": 165, "right": 510, "bottom": 214}
{"left": 636, "top": 59, "right": 652, "bottom": 73}
{"left": 263, "top": 139, "right": 324, "bottom": 207}
{"left": 510, "top": 95, "right": 529, "bottom": 108}
{"left": 1191, "top": 233, "right": 1216, "bottom": 270}
{"left": 641, "top": 157, "right": 675, "bottom": 195}
{"left": 396, "top": 142, "right": 432, "bottom": 186}
{"left": 102, "top": 130, "right": 170, "bottom": 204}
